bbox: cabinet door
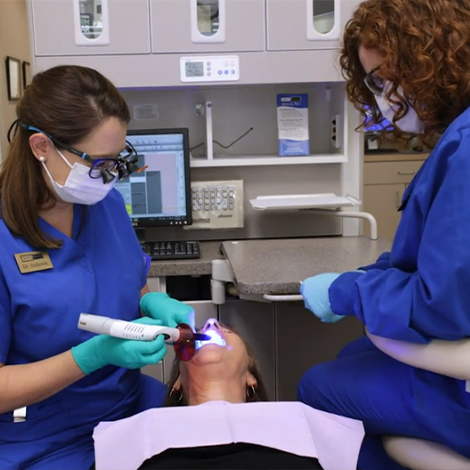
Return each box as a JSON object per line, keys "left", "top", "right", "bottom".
{"left": 150, "top": 0, "right": 265, "bottom": 53}
{"left": 219, "top": 300, "right": 276, "bottom": 401}
{"left": 276, "top": 303, "right": 364, "bottom": 401}
{"left": 363, "top": 183, "right": 405, "bottom": 243}
{"left": 31, "top": 0, "right": 150, "bottom": 56}
{"left": 267, "top": 0, "right": 359, "bottom": 51}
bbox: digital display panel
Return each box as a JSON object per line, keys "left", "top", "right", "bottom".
{"left": 185, "top": 61, "right": 204, "bottom": 78}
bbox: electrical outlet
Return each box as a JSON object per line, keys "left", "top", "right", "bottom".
{"left": 195, "top": 104, "right": 205, "bottom": 117}
{"left": 331, "top": 114, "right": 342, "bottom": 149}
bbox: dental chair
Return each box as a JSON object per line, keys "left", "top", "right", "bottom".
{"left": 365, "top": 328, "right": 470, "bottom": 470}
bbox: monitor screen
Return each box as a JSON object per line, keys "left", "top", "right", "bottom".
{"left": 115, "top": 128, "right": 192, "bottom": 227}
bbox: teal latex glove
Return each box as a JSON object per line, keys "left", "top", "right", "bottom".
{"left": 140, "top": 292, "right": 194, "bottom": 328}
{"left": 300, "top": 273, "right": 344, "bottom": 323}
{"left": 71, "top": 317, "right": 167, "bottom": 375}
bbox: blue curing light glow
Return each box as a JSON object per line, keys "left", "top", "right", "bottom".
{"left": 195, "top": 329, "right": 226, "bottom": 350}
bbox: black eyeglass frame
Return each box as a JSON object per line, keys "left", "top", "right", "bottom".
{"left": 16, "top": 121, "right": 139, "bottom": 183}
{"left": 364, "top": 65, "right": 384, "bottom": 97}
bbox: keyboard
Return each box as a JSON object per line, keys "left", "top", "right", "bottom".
{"left": 141, "top": 240, "right": 201, "bottom": 260}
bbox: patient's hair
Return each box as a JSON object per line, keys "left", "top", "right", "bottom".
{"left": 340, "top": 0, "right": 470, "bottom": 144}
{"left": 164, "top": 323, "right": 269, "bottom": 406}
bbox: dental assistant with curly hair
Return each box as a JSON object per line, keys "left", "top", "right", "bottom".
{"left": 297, "top": 1, "right": 470, "bottom": 469}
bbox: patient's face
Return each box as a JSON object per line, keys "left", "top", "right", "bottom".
{"left": 180, "top": 319, "right": 252, "bottom": 377}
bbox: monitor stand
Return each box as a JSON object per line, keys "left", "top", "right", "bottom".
{"left": 135, "top": 227, "right": 146, "bottom": 243}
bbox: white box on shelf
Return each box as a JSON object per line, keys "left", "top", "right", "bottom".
{"left": 277, "top": 94, "right": 310, "bottom": 156}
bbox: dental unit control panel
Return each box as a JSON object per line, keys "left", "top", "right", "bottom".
{"left": 180, "top": 56, "right": 240, "bottom": 83}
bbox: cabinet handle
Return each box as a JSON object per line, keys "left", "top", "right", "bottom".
{"left": 397, "top": 171, "right": 416, "bottom": 175}
{"left": 307, "top": 0, "right": 341, "bottom": 41}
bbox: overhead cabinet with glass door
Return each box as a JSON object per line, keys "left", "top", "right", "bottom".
{"left": 28, "top": 0, "right": 361, "bottom": 58}
{"left": 150, "top": 0, "right": 266, "bottom": 54}
{"left": 30, "top": 0, "right": 151, "bottom": 56}
{"left": 267, "top": 0, "right": 357, "bottom": 51}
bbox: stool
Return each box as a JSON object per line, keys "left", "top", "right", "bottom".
{"left": 365, "top": 328, "right": 470, "bottom": 470}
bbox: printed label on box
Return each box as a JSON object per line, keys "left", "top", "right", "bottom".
{"left": 277, "top": 94, "right": 310, "bottom": 156}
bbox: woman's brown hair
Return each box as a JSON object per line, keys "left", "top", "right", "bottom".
{"left": 340, "top": 0, "right": 470, "bottom": 143}
{"left": 0, "top": 65, "right": 130, "bottom": 249}
{"left": 164, "top": 323, "right": 269, "bottom": 406}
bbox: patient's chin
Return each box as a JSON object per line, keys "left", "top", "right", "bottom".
{"left": 191, "top": 345, "right": 227, "bottom": 364}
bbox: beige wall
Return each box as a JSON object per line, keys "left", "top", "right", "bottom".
{"left": 0, "top": 0, "right": 32, "bottom": 161}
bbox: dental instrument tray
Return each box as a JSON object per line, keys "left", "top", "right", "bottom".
{"left": 249, "top": 193, "right": 361, "bottom": 211}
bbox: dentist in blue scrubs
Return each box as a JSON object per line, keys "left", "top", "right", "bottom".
{"left": 298, "top": 0, "right": 470, "bottom": 468}
{"left": 0, "top": 65, "right": 192, "bottom": 470}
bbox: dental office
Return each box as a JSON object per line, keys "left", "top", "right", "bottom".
{"left": 2, "top": 1, "right": 470, "bottom": 469}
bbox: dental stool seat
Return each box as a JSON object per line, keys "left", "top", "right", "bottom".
{"left": 365, "top": 328, "right": 470, "bottom": 470}
{"left": 383, "top": 436, "right": 470, "bottom": 470}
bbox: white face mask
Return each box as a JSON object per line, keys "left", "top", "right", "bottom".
{"left": 375, "top": 83, "right": 424, "bottom": 134}
{"left": 41, "top": 149, "right": 116, "bottom": 205}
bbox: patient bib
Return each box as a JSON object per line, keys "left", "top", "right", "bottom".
{"left": 93, "top": 401, "right": 364, "bottom": 470}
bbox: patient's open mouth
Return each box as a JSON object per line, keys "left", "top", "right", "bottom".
{"left": 195, "top": 329, "right": 226, "bottom": 349}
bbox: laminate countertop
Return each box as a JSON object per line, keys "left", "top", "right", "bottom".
{"left": 147, "top": 241, "right": 223, "bottom": 277}
{"left": 221, "top": 237, "right": 392, "bottom": 295}
{"left": 148, "top": 237, "right": 391, "bottom": 296}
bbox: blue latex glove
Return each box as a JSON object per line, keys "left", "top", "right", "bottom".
{"left": 300, "top": 273, "right": 344, "bottom": 323}
{"left": 71, "top": 317, "right": 167, "bottom": 375}
{"left": 140, "top": 292, "right": 194, "bottom": 328}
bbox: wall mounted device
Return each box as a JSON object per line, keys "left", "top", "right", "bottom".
{"left": 184, "top": 180, "right": 244, "bottom": 230}
{"left": 180, "top": 55, "right": 240, "bottom": 83}
{"left": 115, "top": 128, "right": 192, "bottom": 230}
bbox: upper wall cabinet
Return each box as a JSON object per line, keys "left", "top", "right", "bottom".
{"left": 31, "top": 0, "right": 151, "bottom": 56}
{"left": 267, "top": 0, "right": 358, "bottom": 51}
{"left": 150, "top": 0, "right": 265, "bottom": 54}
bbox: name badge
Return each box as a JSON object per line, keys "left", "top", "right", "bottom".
{"left": 14, "top": 251, "right": 53, "bottom": 274}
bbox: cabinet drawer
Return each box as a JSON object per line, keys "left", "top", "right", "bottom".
{"left": 364, "top": 161, "right": 424, "bottom": 185}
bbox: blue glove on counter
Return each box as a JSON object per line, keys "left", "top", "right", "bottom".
{"left": 140, "top": 292, "right": 194, "bottom": 328}
{"left": 300, "top": 273, "right": 344, "bottom": 323}
{"left": 71, "top": 317, "right": 167, "bottom": 375}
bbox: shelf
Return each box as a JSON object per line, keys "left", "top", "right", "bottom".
{"left": 250, "top": 193, "right": 361, "bottom": 211}
{"left": 189, "top": 154, "right": 347, "bottom": 168}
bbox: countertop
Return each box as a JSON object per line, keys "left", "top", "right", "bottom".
{"left": 147, "top": 241, "right": 223, "bottom": 277}
{"left": 364, "top": 152, "right": 429, "bottom": 162}
{"left": 221, "top": 237, "right": 392, "bottom": 295}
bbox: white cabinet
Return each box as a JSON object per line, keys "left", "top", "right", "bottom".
{"left": 267, "top": 0, "right": 358, "bottom": 51}
{"left": 30, "top": 0, "right": 151, "bottom": 56}
{"left": 150, "top": 0, "right": 265, "bottom": 54}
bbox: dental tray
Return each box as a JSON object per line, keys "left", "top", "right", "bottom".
{"left": 249, "top": 193, "right": 361, "bottom": 211}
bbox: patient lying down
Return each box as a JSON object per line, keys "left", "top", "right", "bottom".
{"left": 93, "top": 319, "right": 364, "bottom": 470}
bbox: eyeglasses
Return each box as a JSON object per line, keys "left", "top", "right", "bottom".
{"left": 16, "top": 121, "right": 140, "bottom": 183}
{"left": 364, "top": 65, "right": 385, "bottom": 96}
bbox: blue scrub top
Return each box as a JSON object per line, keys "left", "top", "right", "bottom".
{"left": 330, "top": 106, "right": 470, "bottom": 344}
{"left": 0, "top": 189, "right": 149, "bottom": 469}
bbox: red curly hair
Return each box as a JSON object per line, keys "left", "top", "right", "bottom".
{"left": 340, "top": 0, "right": 470, "bottom": 141}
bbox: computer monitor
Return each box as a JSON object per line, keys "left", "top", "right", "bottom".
{"left": 115, "top": 128, "right": 192, "bottom": 228}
